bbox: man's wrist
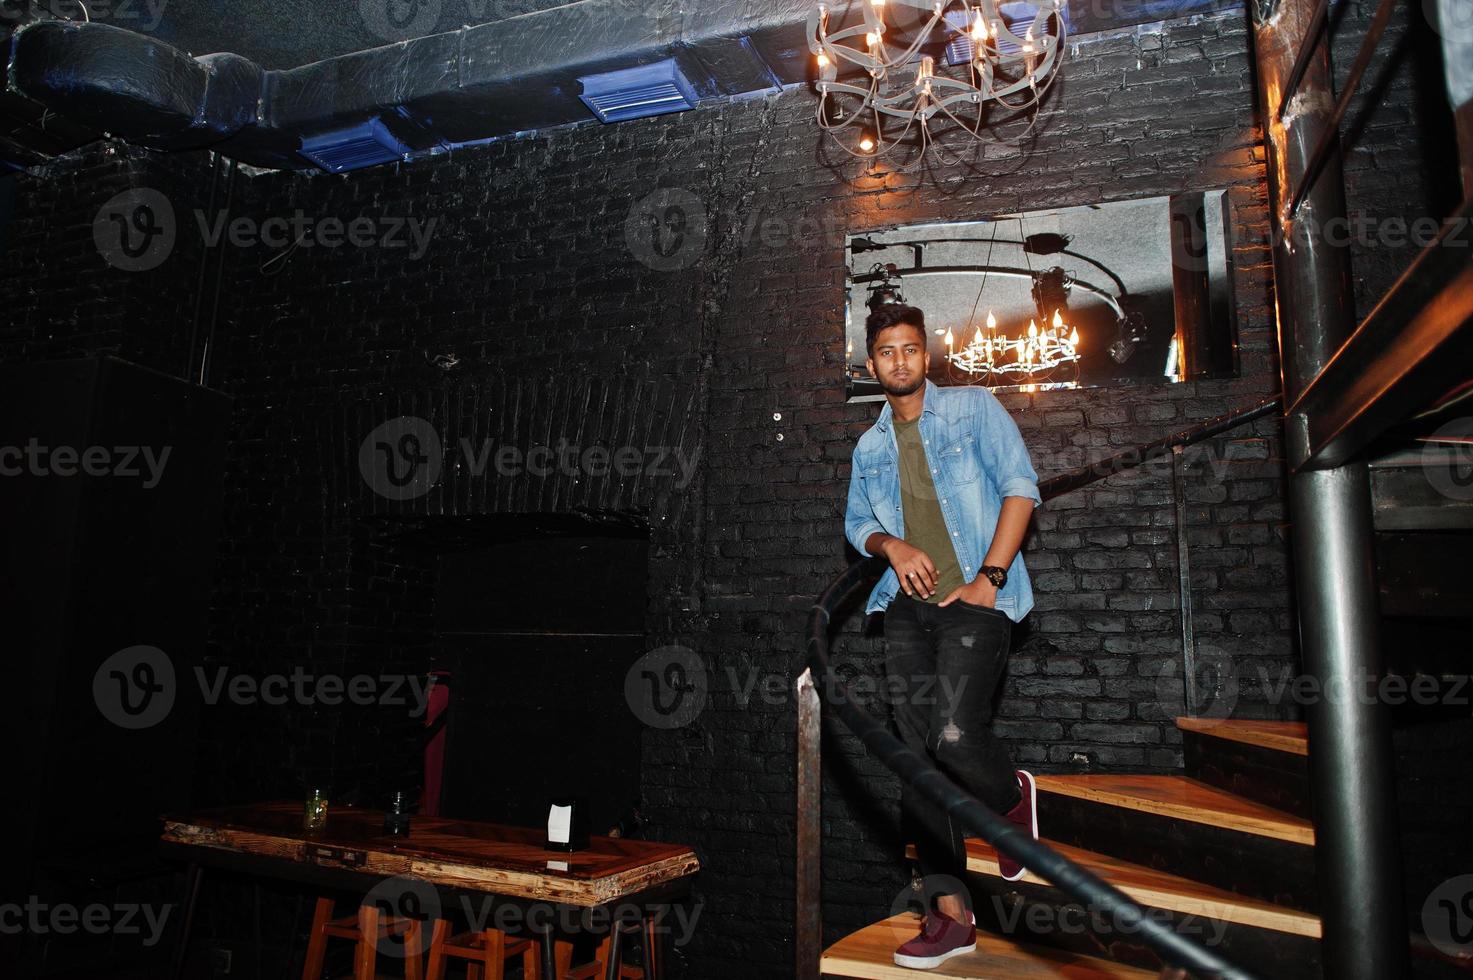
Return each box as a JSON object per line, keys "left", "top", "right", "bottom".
{"left": 868, "top": 533, "right": 896, "bottom": 558}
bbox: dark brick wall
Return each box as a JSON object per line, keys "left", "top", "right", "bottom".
{"left": 0, "top": 4, "right": 1456, "bottom": 977}
{"left": 0, "top": 142, "right": 217, "bottom": 376}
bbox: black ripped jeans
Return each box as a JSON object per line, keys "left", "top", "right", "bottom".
{"left": 885, "top": 592, "right": 1022, "bottom": 881}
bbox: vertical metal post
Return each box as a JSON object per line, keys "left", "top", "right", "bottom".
{"left": 1170, "top": 446, "right": 1199, "bottom": 714}
{"left": 795, "top": 667, "right": 822, "bottom": 980}
{"left": 1250, "top": 1, "right": 1410, "bottom": 977}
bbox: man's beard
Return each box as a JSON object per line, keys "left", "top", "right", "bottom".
{"left": 879, "top": 373, "right": 925, "bottom": 397}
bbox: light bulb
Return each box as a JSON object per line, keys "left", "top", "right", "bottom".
{"left": 1069, "top": 327, "right": 1080, "bottom": 346}
{"left": 944, "top": 327, "right": 955, "bottom": 348}
{"left": 1053, "top": 309, "right": 1064, "bottom": 329}
{"left": 858, "top": 134, "right": 876, "bottom": 152}
{"left": 971, "top": 12, "right": 986, "bottom": 41}
{"left": 866, "top": 31, "right": 879, "bottom": 47}
{"left": 1028, "top": 319, "right": 1038, "bottom": 338}
{"left": 817, "top": 52, "right": 829, "bottom": 68}
{"left": 986, "top": 310, "right": 997, "bottom": 330}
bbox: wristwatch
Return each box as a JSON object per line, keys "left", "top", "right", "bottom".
{"left": 980, "top": 565, "right": 1008, "bottom": 589}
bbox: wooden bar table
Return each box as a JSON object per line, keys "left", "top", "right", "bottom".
{"left": 161, "top": 802, "right": 699, "bottom": 980}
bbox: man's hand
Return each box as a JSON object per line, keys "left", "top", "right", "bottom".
{"left": 938, "top": 577, "right": 998, "bottom": 609}
{"left": 879, "top": 538, "right": 938, "bottom": 599}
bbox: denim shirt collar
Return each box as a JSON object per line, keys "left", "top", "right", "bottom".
{"left": 874, "top": 379, "right": 941, "bottom": 434}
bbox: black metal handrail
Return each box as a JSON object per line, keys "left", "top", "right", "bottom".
{"left": 796, "top": 394, "right": 1282, "bottom": 980}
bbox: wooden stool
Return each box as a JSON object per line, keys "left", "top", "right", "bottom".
{"left": 425, "top": 918, "right": 562, "bottom": 980}
{"left": 301, "top": 895, "right": 425, "bottom": 980}
{"left": 565, "top": 918, "right": 653, "bottom": 980}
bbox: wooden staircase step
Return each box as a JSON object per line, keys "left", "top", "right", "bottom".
{"left": 1177, "top": 718, "right": 1312, "bottom": 819}
{"left": 952, "top": 837, "right": 1320, "bottom": 939}
{"left": 1034, "top": 774, "right": 1314, "bottom": 845}
{"left": 1175, "top": 718, "right": 1308, "bottom": 756}
{"left": 1033, "top": 774, "right": 1317, "bottom": 911}
{"left": 820, "top": 914, "right": 1157, "bottom": 979}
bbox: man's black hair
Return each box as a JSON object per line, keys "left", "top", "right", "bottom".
{"left": 865, "top": 303, "right": 927, "bottom": 355}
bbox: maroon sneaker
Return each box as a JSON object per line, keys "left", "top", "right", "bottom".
{"left": 997, "top": 769, "right": 1038, "bottom": 882}
{"left": 892, "top": 910, "right": 976, "bottom": 970}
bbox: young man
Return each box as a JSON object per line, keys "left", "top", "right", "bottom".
{"left": 844, "top": 303, "right": 1042, "bottom": 970}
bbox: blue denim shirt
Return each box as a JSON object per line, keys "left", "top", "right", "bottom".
{"left": 845, "top": 380, "right": 1042, "bottom": 623}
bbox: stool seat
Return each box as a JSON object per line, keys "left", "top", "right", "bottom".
{"left": 426, "top": 919, "right": 545, "bottom": 980}
{"left": 301, "top": 896, "right": 425, "bottom": 980}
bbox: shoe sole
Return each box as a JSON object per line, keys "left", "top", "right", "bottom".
{"left": 1000, "top": 769, "right": 1038, "bottom": 882}
{"left": 893, "top": 942, "right": 977, "bottom": 969}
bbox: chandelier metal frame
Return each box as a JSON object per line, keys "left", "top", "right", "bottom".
{"left": 808, "top": 0, "right": 1067, "bottom": 162}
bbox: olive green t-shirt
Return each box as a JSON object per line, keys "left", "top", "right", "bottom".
{"left": 893, "top": 417, "right": 965, "bottom": 602}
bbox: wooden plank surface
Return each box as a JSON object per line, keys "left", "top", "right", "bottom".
{"left": 161, "top": 802, "right": 698, "bottom": 907}
{"left": 915, "top": 837, "right": 1321, "bottom": 938}
{"left": 1034, "top": 775, "right": 1315, "bottom": 846}
{"left": 1175, "top": 718, "right": 1309, "bottom": 756}
{"left": 820, "top": 914, "right": 1156, "bottom": 979}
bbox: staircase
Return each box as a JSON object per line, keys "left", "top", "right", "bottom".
{"left": 820, "top": 718, "right": 1322, "bottom": 978}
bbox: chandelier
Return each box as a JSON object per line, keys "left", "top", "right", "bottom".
{"left": 946, "top": 308, "right": 1080, "bottom": 385}
{"left": 809, "top": 0, "right": 1067, "bottom": 161}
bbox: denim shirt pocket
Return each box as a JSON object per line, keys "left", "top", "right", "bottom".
{"left": 937, "top": 434, "right": 980, "bottom": 486}
{"left": 859, "top": 455, "right": 897, "bottom": 521}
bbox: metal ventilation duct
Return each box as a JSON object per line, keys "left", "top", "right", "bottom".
{"left": 1, "top": 0, "right": 815, "bottom": 173}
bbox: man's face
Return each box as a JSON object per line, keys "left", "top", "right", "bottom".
{"left": 866, "top": 322, "right": 930, "bottom": 397}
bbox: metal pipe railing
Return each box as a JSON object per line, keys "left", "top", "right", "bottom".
{"left": 795, "top": 395, "right": 1283, "bottom": 980}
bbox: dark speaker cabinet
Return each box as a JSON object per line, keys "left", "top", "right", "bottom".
{"left": 0, "top": 357, "right": 230, "bottom": 974}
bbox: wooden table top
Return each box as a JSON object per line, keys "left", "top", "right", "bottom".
{"left": 161, "top": 802, "right": 699, "bottom": 907}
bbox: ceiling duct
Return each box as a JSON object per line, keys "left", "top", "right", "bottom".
{"left": 1, "top": 0, "right": 813, "bottom": 173}
{"left": 578, "top": 59, "right": 698, "bottom": 124}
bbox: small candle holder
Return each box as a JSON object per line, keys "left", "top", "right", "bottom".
{"left": 384, "top": 791, "right": 411, "bottom": 838}
{"left": 303, "top": 788, "right": 330, "bottom": 833}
